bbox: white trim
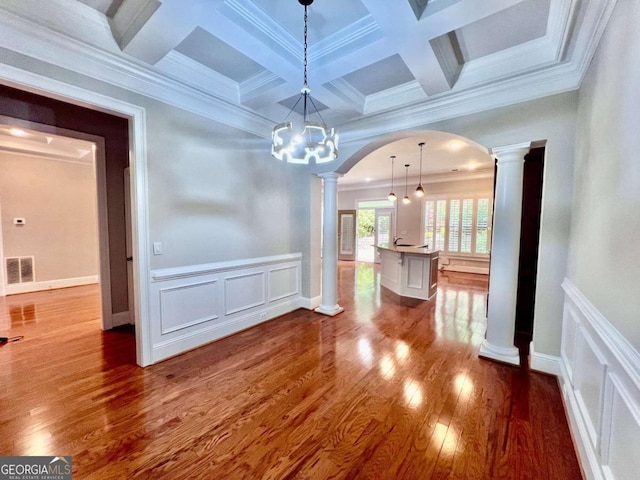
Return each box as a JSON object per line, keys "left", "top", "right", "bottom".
{"left": 0, "top": 197, "right": 5, "bottom": 297}
{"left": 0, "top": 0, "right": 617, "bottom": 144}
{"left": 0, "top": 8, "right": 272, "bottom": 139}
{"left": 149, "top": 254, "right": 303, "bottom": 364}
{"left": 298, "top": 295, "right": 322, "bottom": 310}
{"left": 0, "top": 63, "right": 152, "bottom": 367}
{"left": 112, "top": 310, "right": 132, "bottom": 328}
{"left": 559, "top": 278, "right": 640, "bottom": 480}
{"left": 562, "top": 279, "right": 640, "bottom": 388}
{"left": 5, "top": 275, "right": 98, "bottom": 295}
{"left": 530, "top": 345, "right": 561, "bottom": 376}
{"left": 151, "top": 253, "right": 303, "bottom": 281}
{"left": 478, "top": 340, "right": 520, "bottom": 366}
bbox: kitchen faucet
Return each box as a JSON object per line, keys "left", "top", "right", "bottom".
{"left": 393, "top": 236, "right": 403, "bottom": 246}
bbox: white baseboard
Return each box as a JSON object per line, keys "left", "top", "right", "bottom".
{"left": 5, "top": 275, "right": 98, "bottom": 295}
{"left": 298, "top": 295, "right": 322, "bottom": 310}
{"left": 530, "top": 345, "right": 561, "bottom": 375}
{"left": 112, "top": 310, "right": 132, "bottom": 327}
{"left": 440, "top": 265, "right": 489, "bottom": 275}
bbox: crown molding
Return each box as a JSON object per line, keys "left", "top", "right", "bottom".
{"left": 110, "top": 0, "right": 161, "bottom": 51}
{"left": 0, "top": 0, "right": 617, "bottom": 146}
{"left": 0, "top": 8, "right": 273, "bottom": 138}
{"left": 364, "top": 81, "right": 427, "bottom": 115}
{"left": 156, "top": 50, "right": 240, "bottom": 103}
{"left": 339, "top": 60, "right": 583, "bottom": 144}
{"left": 240, "top": 71, "right": 284, "bottom": 103}
{"left": 0, "top": 145, "right": 95, "bottom": 166}
{"left": 323, "top": 78, "right": 366, "bottom": 113}
{"left": 311, "top": 15, "right": 384, "bottom": 64}
{"left": 220, "top": 0, "right": 300, "bottom": 67}
{"left": 338, "top": 167, "right": 494, "bottom": 192}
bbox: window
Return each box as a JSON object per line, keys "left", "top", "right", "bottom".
{"left": 423, "top": 195, "right": 492, "bottom": 255}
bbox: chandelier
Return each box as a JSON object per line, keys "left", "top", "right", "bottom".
{"left": 271, "top": 0, "right": 338, "bottom": 164}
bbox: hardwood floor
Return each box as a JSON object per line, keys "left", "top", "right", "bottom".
{"left": 0, "top": 264, "right": 583, "bottom": 479}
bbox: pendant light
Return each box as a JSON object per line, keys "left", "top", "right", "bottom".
{"left": 402, "top": 164, "right": 411, "bottom": 204}
{"left": 388, "top": 155, "right": 397, "bottom": 202}
{"left": 271, "top": 0, "right": 338, "bottom": 164}
{"left": 415, "top": 142, "right": 425, "bottom": 197}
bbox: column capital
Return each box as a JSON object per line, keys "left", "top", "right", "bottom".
{"left": 491, "top": 142, "right": 531, "bottom": 164}
{"left": 316, "top": 171, "right": 343, "bottom": 181}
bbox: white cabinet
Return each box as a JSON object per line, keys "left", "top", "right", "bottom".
{"left": 377, "top": 246, "right": 439, "bottom": 300}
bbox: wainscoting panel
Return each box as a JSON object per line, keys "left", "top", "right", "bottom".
{"left": 149, "top": 253, "right": 302, "bottom": 363}
{"left": 160, "top": 280, "right": 219, "bottom": 334}
{"left": 224, "top": 272, "right": 265, "bottom": 315}
{"left": 269, "top": 265, "right": 299, "bottom": 302}
{"left": 560, "top": 279, "right": 640, "bottom": 480}
{"left": 561, "top": 301, "right": 580, "bottom": 383}
{"left": 602, "top": 374, "right": 640, "bottom": 480}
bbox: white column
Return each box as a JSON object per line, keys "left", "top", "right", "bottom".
{"left": 315, "top": 172, "right": 344, "bottom": 316}
{"left": 479, "top": 142, "right": 531, "bottom": 366}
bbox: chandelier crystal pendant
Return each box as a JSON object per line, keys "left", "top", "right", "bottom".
{"left": 388, "top": 155, "right": 397, "bottom": 201}
{"left": 271, "top": 0, "right": 338, "bottom": 164}
{"left": 415, "top": 142, "right": 425, "bottom": 197}
{"left": 403, "top": 164, "right": 411, "bottom": 204}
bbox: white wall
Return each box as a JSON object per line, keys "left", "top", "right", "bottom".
{"left": 568, "top": 0, "right": 640, "bottom": 351}
{"left": 552, "top": 11, "right": 640, "bottom": 475}
{"left": 0, "top": 151, "right": 98, "bottom": 285}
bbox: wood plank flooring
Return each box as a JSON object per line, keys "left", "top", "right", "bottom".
{"left": 0, "top": 263, "right": 583, "bottom": 479}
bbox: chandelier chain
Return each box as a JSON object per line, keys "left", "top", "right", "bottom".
{"left": 303, "top": 5, "right": 308, "bottom": 87}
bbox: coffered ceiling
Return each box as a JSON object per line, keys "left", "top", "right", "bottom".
{"left": 0, "top": 0, "right": 617, "bottom": 181}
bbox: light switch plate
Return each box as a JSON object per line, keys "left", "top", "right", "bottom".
{"left": 153, "top": 242, "right": 162, "bottom": 255}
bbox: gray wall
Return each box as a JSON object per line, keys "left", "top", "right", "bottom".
{"left": 0, "top": 152, "right": 99, "bottom": 282}
{"left": 568, "top": 0, "right": 640, "bottom": 350}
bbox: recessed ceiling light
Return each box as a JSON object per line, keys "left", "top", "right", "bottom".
{"left": 9, "top": 128, "right": 27, "bottom": 137}
{"left": 467, "top": 163, "right": 477, "bottom": 171}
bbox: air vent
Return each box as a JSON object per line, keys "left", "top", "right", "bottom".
{"left": 5, "top": 257, "right": 34, "bottom": 284}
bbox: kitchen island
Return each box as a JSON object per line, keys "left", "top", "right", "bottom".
{"left": 376, "top": 245, "right": 439, "bottom": 300}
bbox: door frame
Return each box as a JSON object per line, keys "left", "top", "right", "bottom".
{"left": 0, "top": 65, "right": 152, "bottom": 366}
{"left": 0, "top": 197, "right": 5, "bottom": 297}
{"left": 374, "top": 209, "right": 394, "bottom": 263}
{"left": 338, "top": 210, "right": 357, "bottom": 261}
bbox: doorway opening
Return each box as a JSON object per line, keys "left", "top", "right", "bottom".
{"left": 0, "top": 119, "right": 134, "bottom": 353}
{"left": 356, "top": 200, "right": 394, "bottom": 263}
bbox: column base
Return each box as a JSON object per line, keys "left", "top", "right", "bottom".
{"left": 314, "top": 304, "right": 344, "bottom": 317}
{"left": 479, "top": 340, "right": 520, "bottom": 366}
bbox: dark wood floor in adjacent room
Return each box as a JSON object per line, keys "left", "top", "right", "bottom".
{"left": 0, "top": 263, "right": 583, "bottom": 479}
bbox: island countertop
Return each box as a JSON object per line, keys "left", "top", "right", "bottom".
{"left": 376, "top": 245, "right": 439, "bottom": 255}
